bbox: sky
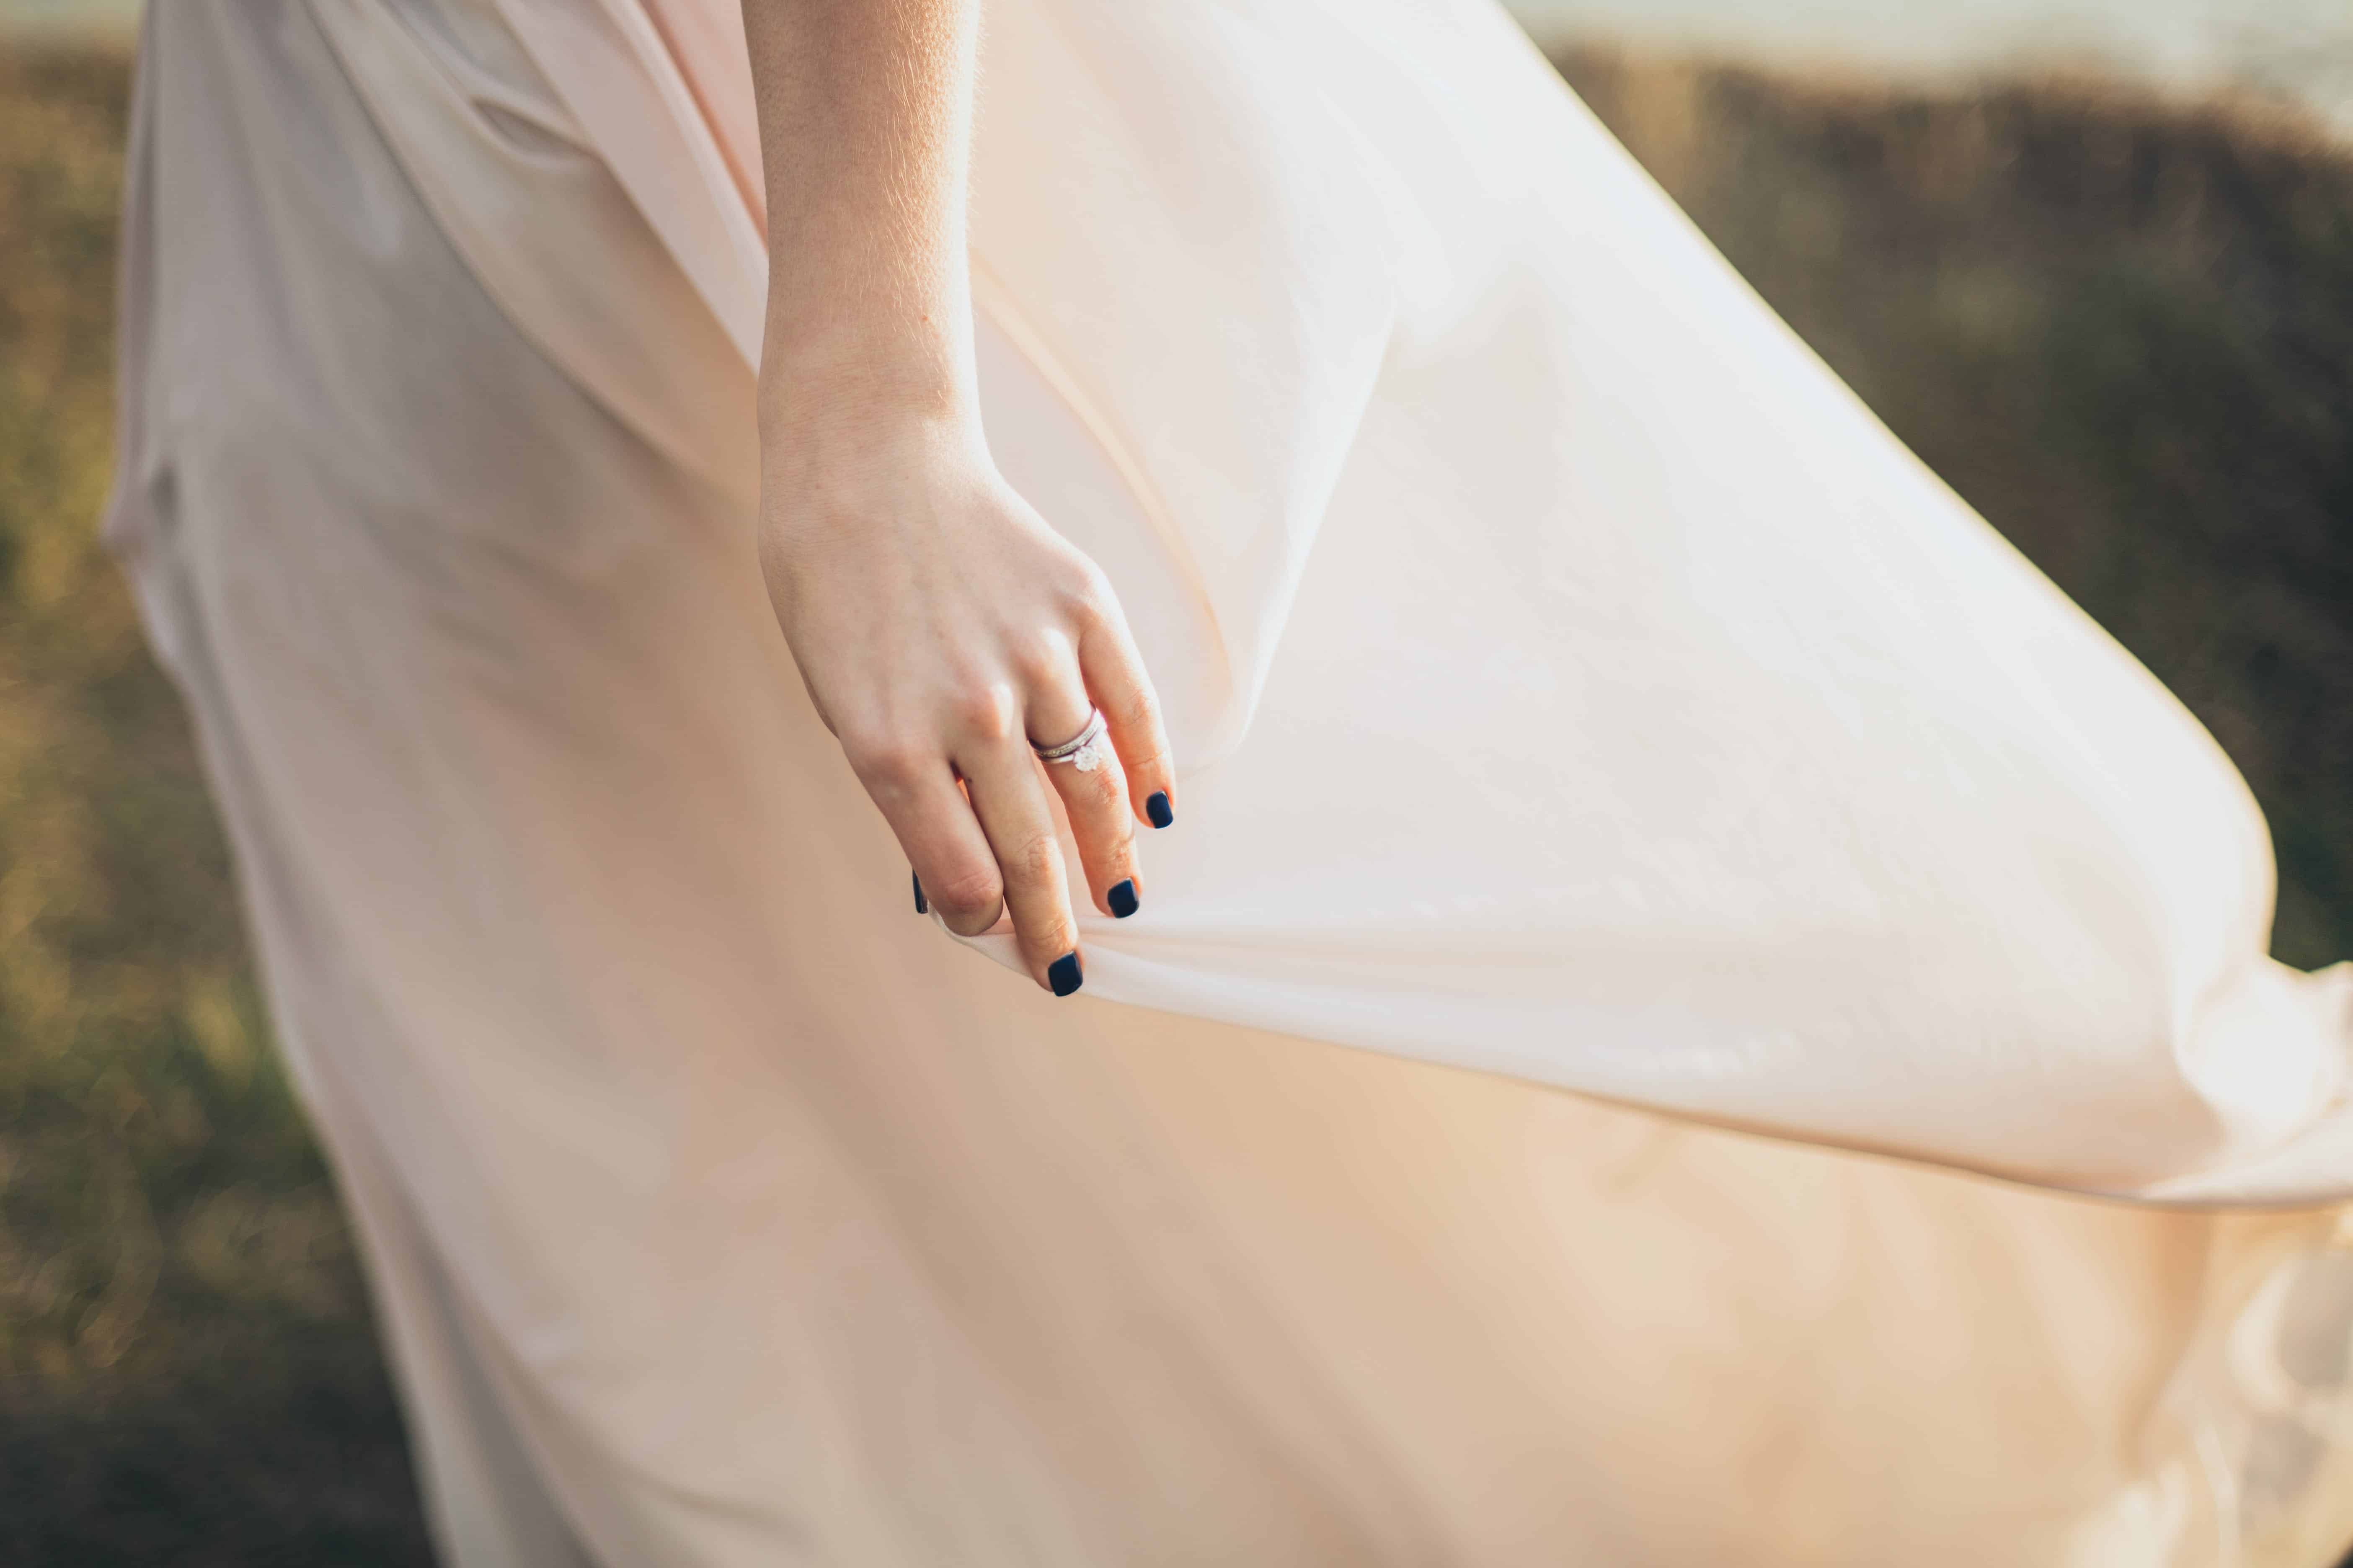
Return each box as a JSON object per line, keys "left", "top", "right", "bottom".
{"left": 5, "top": 0, "right": 2349, "bottom": 132}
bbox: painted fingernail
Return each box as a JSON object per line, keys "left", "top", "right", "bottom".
{"left": 913, "top": 871, "right": 927, "bottom": 915}
{"left": 1146, "top": 791, "right": 1174, "bottom": 829}
{"left": 1048, "top": 952, "right": 1083, "bottom": 997}
{"left": 1108, "top": 879, "right": 1138, "bottom": 919}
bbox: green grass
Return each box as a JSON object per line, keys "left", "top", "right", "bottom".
{"left": 0, "top": 34, "right": 2349, "bottom": 1567}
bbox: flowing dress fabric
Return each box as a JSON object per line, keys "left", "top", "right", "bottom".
{"left": 109, "top": 1, "right": 2353, "bottom": 1564}
{"left": 440, "top": 0, "right": 2353, "bottom": 1205}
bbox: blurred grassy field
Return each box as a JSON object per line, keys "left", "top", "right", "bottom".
{"left": 2, "top": 34, "right": 2350, "bottom": 1568}
{"left": 0, "top": 45, "right": 433, "bottom": 1568}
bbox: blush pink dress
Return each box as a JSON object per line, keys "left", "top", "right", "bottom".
{"left": 111, "top": 0, "right": 2353, "bottom": 1562}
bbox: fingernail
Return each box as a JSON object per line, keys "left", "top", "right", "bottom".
{"left": 1048, "top": 952, "right": 1083, "bottom": 997}
{"left": 1108, "top": 879, "right": 1138, "bottom": 919}
{"left": 913, "top": 871, "right": 927, "bottom": 915}
{"left": 1146, "top": 791, "right": 1174, "bottom": 829}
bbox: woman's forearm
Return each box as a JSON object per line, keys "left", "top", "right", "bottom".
{"left": 741, "top": 0, "right": 982, "bottom": 451}
{"left": 738, "top": 0, "right": 1176, "bottom": 995}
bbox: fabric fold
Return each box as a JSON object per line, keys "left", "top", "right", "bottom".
{"left": 116, "top": 4, "right": 2353, "bottom": 1559}
{"left": 454, "top": 0, "right": 2353, "bottom": 1207}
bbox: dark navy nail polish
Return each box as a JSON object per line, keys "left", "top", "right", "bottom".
{"left": 1108, "top": 879, "right": 1138, "bottom": 919}
{"left": 1048, "top": 952, "right": 1083, "bottom": 996}
{"left": 913, "top": 872, "right": 926, "bottom": 915}
{"left": 1146, "top": 791, "right": 1174, "bottom": 829}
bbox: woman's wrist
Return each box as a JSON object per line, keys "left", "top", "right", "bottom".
{"left": 759, "top": 328, "right": 979, "bottom": 471}
{"left": 759, "top": 271, "right": 974, "bottom": 400}
{"left": 756, "top": 387, "right": 991, "bottom": 567}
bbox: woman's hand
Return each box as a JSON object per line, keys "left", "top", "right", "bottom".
{"left": 740, "top": 0, "right": 1172, "bottom": 993}
{"left": 759, "top": 410, "right": 1174, "bottom": 994}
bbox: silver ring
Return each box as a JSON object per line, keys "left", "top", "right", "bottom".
{"left": 1031, "top": 708, "right": 1110, "bottom": 772}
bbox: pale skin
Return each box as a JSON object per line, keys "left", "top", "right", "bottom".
{"left": 742, "top": 0, "right": 1175, "bottom": 995}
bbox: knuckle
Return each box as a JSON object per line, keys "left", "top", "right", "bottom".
{"left": 1113, "top": 683, "right": 1162, "bottom": 735}
{"left": 930, "top": 860, "right": 1003, "bottom": 918}
{"left": 941, "top": 907, "right": 1002, "bottom": 939}
{"left": 1062, "top": 566, "right": 1116, "bottom": 625}
{"left": 1008, "top": 831, "right": 1063, "bottom": 887}
{"left": 1089, "top": 827, "right": 1137, "bottom": 876}
{"left": 845, "top": 730, "right": 927, "bottom": 790}
{"left": 1123, "top": 738, "right": 1173, "bottom": 785}
{"left": 1023, "top": 911, "right": 1080, "bottom": 960}
{"left": 1077, "top": 754, "right": 1129, "bottom": 805}
{"left": 1007, "top": 632, "right": 1067, "bottom": 689}
{"left": 949, "top": 679, "right": 1021, "bottom": 743}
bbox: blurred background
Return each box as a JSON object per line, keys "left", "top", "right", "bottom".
{"left": 3, "top": 2, "right": 2351, "bottom": 1563}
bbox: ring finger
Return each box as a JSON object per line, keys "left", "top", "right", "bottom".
{"left": 1026, "top": 670, "right": 1140, "bottom": 923}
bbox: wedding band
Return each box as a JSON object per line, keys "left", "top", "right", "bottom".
{"left": 1032, "top": 708, "right": 1110, "bottom": 772}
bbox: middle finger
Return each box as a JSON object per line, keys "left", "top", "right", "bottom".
{"left": 957, "top": 737, "right": 1084, "bottom": 996}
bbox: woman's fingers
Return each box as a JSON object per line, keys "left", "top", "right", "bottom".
{"left": 1026, "top": 660, "right": 1142, "bottom": 922}
{"left": 1076, "top": 596, "right": 1177, "bottom": 830}
{"left": 850, "top": 744, "right": 1004, "bottom": 938}
{"left": 852, "top": 557, "right": 1169, "bottom": 992}
{"left": 958, "top": 726, "right": 1085, "bottom": 995}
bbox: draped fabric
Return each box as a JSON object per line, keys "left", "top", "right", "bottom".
{"left": 110, "top": 0, "right": 2353, "bottom": 1563}
{"left": 434, "top": 0, "right": 2353, "bottom": 1204}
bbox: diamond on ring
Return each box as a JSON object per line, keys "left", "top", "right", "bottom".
{"left": 1033, "top": 708, "right": 1110, "bottom": 772}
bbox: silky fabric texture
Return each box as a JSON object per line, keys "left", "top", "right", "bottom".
{"left": 110, "top": 2, "right": 2353, "bottom": 1565}
{"left": 435, "top": 0, "right": 2353, "bottom": 1204}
